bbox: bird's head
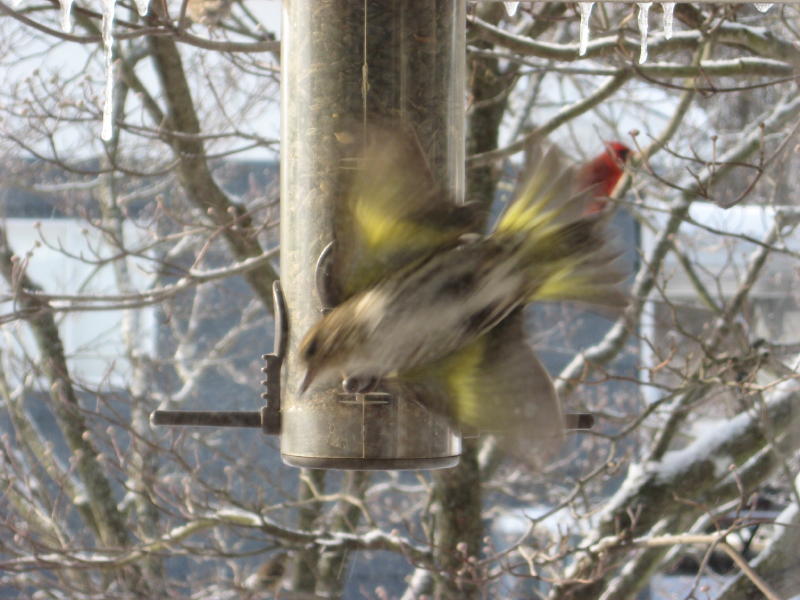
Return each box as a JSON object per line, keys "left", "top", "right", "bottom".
{"left": 605, "top": 141, "right": 631, "bottom": 165}
{"left": 297, "top": 306, "right": 368, "bottom": 393}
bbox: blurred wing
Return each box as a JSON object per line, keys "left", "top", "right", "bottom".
{"left": 495, "top": 144, "right": 629, "bottom": 312}
{"left": 334, "top": 123, "right": 479, "bottom": 299}
{"left": 416, "top": 311, "right": 564, "bottom": 468}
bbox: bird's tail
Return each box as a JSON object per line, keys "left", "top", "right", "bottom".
{"left": 405, "top": 310, "right": 564, "bottom": 469}
{"left": 493, "top": 146, "right": 628, "bottom": 310}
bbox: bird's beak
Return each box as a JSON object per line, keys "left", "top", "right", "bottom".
{"left": 299, "top": 366, "right": 317, "bottom": 394}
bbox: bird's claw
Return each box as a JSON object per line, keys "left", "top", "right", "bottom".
{"left": 342, "top": 375, "right": 379, "bottom": 394}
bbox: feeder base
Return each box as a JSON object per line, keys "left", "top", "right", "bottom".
{"left": 281, "top": 454, "right": 460, "bottom": 471}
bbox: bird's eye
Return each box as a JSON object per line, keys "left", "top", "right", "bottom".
{"left": 303, "top": 338, "right": 319, "bottom": 358}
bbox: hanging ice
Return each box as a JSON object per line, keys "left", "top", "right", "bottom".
{"left": 662, "top": 2, "right": 675, "bottom": 40}
{"left": 133, "top": 0, "right": 150, "bottom": 17}
{"left": 504, "top": 2, "right": 519, "bottom": 17}
{"left": 59, "top": 0, "right": 74, "bottom": 32}
{"left": 578, "top": 2, "right": 594, "bottom": 56}
{"left": 754, "top": 3, "right": 773, "bottom": 12}
{"left": 101, "top": 0, "right": 115, "bottom": 64}
{"left": 101, "top": 0, "right": 116, "bottom": 141}
{"left": 637, "top": 3, "right": 652, "bottom": 64}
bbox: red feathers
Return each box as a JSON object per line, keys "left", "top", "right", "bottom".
{"left": 579, "top": 141, "right": 631, "bottom": 214}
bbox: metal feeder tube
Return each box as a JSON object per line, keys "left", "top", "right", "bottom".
{"left": 280, "top": 0, "right": 466, "bottom": 469}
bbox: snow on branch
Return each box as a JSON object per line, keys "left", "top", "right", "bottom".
{"left": 0, "top": 249, "right": 278, "bottom": 320}
{"left": 556, "top": 91, "right": 800, "bottom": 397}
{"left": 552, "top": 376, "right": 799, "bottom": 598}
{"left": 0, "top": 505, "right": 433, "bottom": 572}
{"left": 716, "top": 501, "right": 800, "bottom": 600}
{"left": 469, "top": 13, "right": 800, "bottom": 68}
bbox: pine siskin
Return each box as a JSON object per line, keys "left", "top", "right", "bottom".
{"left": 298, "top": 125, "right": 627, "bottom": 464}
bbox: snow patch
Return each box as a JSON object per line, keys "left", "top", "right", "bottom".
{"left": 599, "top": 462, "right": 651, "bottom": 521}
{"left": 362, "top": 529, "right": 389, "bottom": 544}
{"left": 655, "top": 413, "right": 750, "bottom": 485}
{"left": 216, "top": 506, "right": 262, "bottom": 525}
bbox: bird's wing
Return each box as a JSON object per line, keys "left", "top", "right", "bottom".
{"left": 332, "top": 122, "right": 480, "bottom": 300}
{"left": 495, "top": 145, "right": 629, "bottom": 311}
{"left": 410, "top": 310, "right": 564, "bottom": 469}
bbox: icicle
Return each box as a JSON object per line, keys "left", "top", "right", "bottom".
{"left": 753, "top": 3, "right": 773, "bottom": 12}
{"left": 578, "top": 2, "right": 594, "bottom": 57}
{"left": 504, "top": 2, "right": 519, "bottom": 17}
{"left": 101, "top": 55, "right": 115, "bottom": 141}
{"left": 637, "top": 3, "right": 652, "bottom": 64}
{"left": 101, "top": 0, "right": 116, "bottom": 141}
{"left": 133, "top": 0, "right": 149, "bottom": 17}
{"left": 59, "top": 0, "right": 74, "bottom": 32}
{"left": 662, "top": 2, "right": 675, "bottom": 40}
{"left": 101, "top": 0, "right": 115, "bottom": 66}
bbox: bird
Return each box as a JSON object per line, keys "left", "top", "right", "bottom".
{"left": 578, "top": 141, "right": 631, "bottom": 214}
{"left": 298, "top": 125, "right": 628, "bottom": 465}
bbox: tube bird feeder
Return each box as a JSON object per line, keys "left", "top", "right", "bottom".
{"left": 279, "top": 0, "right": 466, "bottom": 469}
{"left": 149, "top": 1, "right": 597, "bottom": 469}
